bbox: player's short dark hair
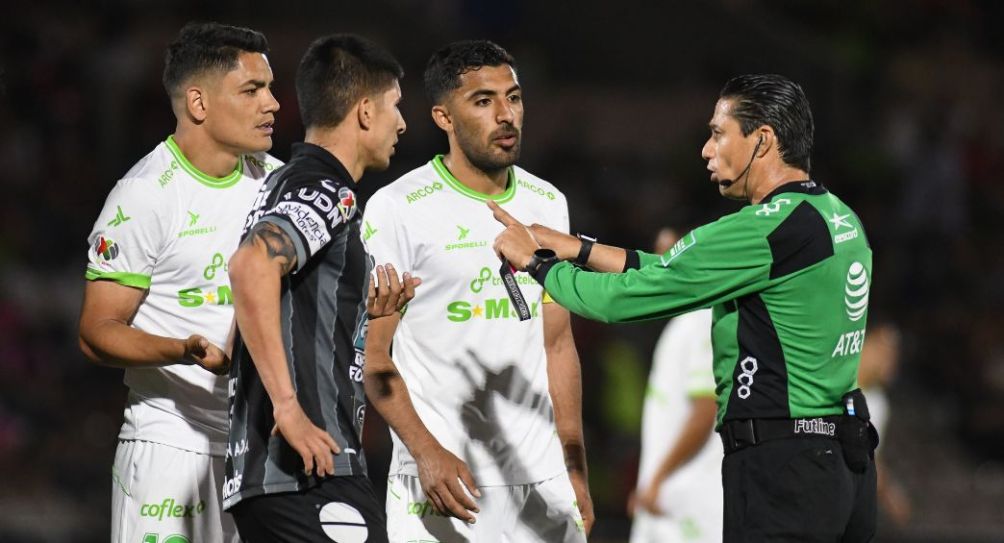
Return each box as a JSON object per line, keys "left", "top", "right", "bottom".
{"left": 720, "top": 74, "right": 814, "bottom": 172}
{"left": 162, "top": 22, "right": 269, "bottom": 99}
{"left": 424, "top": 40, "right": 516, "bottom": 105}
{"left": 296, "top": 34, "right": 404, "bottom": 129}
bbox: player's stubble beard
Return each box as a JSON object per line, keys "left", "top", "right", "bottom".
{"left": 455, "top": 120, "right": 521, "bottom": 174}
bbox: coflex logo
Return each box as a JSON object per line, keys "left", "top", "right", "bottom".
{"left": 736, "top": 356, "right": 758, "bottom": 399}
{"left": 140, "top": 498, "right": 206, "bottom": 521}
{"left": 407, "top": 500, "right": 448, "bottom": 519}
{"left": 844, "top": 262, "right": 869, "bottom": 321}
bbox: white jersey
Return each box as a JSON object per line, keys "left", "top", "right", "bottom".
{"left": 86, "top": 136, "right": 281, "bottom": 456}
{"left": 363, "top": 156, "right": 568, "bottom": 486}
{"left": 637, "top": 309, "right": 723, "bottom": 513}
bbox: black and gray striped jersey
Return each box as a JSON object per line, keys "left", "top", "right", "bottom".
{"left": 224, "top": 143, "right": 371, "bottom": 509}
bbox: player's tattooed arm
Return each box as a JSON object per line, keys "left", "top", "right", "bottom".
{"left": 242, "top": 221, "right": 298, "bottom": 276}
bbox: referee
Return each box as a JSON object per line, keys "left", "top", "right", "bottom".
{"left": 493, "top": 74, "right": 878, "bottom": 541}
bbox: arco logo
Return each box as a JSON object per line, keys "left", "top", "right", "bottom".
{"left": 405, "top": 182, "right": 444, "bottom": 204}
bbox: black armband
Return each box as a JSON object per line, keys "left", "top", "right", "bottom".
{"left": 623, "top": 250, "right": 641, "bottom": 272}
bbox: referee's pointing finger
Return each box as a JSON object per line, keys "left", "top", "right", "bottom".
{"left": 487, "top": 200, "right": 520, "bottom": 227}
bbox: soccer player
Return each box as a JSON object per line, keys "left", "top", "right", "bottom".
{"left": 494, "top": 74, "right": 878, "bottom": 541}
{"left": 78, "top": 22, "right": 281, "bottom": 543}
{"left": 223, "top": 35, "right": 414, "bottom": 542}
{"left": 630, "top": 228, "right": 722, "bottom": 543}
{"left": 363, "top": 40, "right": 592, "bottom": 542}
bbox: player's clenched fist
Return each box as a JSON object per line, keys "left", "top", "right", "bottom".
{"left": 183, "top": 334, "right": 231, "bottom": 375}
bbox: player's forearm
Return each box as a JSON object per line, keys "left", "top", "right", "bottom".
{"left": 649, "top": 396, "right": 717, "bottom": 486}
{"left": 79, "top": 319, "right": 188, "bottom": 368}
{"left": 230, "top": 248, "right": 297, "bottom": 404}
{"left": 363, "top": 352, "right": 441, "bottom": 455}
{"left": 545, "top": 324, "right": 588, "bottom": 473}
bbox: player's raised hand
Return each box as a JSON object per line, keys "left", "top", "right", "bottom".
{"left": 271, "top": 397, "right": 341, "bottom": 477}
{"left": 183, "top": 335, "right": 231, "bottom": 375}
{"left": 367, "top": 264, "right": 422, "bottom": 319}
{"left": 414, "top": 442, "right": 481, "bottom": 523}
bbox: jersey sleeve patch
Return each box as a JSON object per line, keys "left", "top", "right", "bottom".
{"left": 86, "top": 177, "right": 165, "bottom": 282}
{"left": 268, "top": 201, "right": 331, "bottom": 257}
{"left": 257, "top": 179, "right": 357, "bottom": 268}
{"left": 659, "top": 231, "right": 697, "bottom": 267}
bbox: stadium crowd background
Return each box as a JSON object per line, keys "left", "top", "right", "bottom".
{"left": 2, "top": 0, "right": 1003, "bottom": 541}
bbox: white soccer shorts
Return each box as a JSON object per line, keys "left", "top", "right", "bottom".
{"left": 111, "top": 439, "right": 238, "bottom": 543}
{"left": 630, "top": 504, "right": 723, "bottom": 543}
{"left": 386, "top": 473, "right": 585, "bottom": 542}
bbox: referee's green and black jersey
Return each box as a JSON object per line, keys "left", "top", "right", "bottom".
{"left": 532, "top": 180, "right": 872, "bottom": 427}
{"left": 224, "top": 143, "right": 371, "bottom": 509}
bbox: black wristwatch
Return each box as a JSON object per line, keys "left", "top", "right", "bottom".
{"left": 575, "top": 233, "right": 596, "bottom": 266}
{"left": 526, "top": 248, "right": 558, "bottom": 275}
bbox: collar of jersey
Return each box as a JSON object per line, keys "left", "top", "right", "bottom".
{"left": 165, "top": 136, "right": 243, "bottom": 189}
{"left": 762, "top": 179, "right": 827, "bottom": 202}
{"left": 431, "top": 155, "right": 516, "bottom": 203}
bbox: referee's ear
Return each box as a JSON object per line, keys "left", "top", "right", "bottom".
{"left": 431, "top": 104, "right": 452, "bottom": 134}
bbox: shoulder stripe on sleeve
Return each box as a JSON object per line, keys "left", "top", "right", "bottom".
{"left": 85, "top": 268, "right": 152, "bottom": 289}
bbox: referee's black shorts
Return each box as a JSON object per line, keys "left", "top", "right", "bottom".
{"left": 230, "top": 475, "right": 388, "bottom": 543}
{"left": 722, "top": 436, "right": 876, "bottom": 542}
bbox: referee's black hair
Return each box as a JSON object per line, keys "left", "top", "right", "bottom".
{"left": 162, "top": 22, "right": 269, "bottom": 99}
{"left": 424, "top": 40, "right": 516, "bottom": 105}
{"left": 296, "top": 34, "right": 403, "bottom": 129}
{"left": 720, "top": 74, "right": 814, "bottom": 173}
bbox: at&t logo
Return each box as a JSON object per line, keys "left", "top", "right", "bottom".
{"left": 844, "top": 261, "right": 869, "bottom": 322}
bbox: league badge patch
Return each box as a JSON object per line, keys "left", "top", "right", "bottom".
{"left": 337, "top": 187, "right": 357, "bottom": 222}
